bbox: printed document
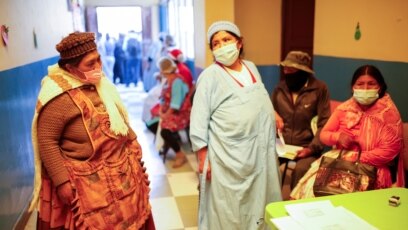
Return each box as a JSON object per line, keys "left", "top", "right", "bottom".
{"left": 271, "top": 200, "right": 378, "bottom": 230}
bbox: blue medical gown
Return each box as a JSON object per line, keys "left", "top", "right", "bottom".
{"left": 190, "top": 60, "right": 282, "bottom": 230}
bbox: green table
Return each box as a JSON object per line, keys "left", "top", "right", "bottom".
{"left": 265, "top": 187, "right": 408, "bottom": 229}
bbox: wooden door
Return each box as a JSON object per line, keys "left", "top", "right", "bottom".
{"left": 281, "top": 0, "right": 315, "bottom": 62}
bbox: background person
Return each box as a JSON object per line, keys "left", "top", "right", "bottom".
{"left": 103, "top": 33, "right": 115, "bottom": 81}
{"left": 189, "top": 20, "right": 282, "bottom": 230}
{"left": 113, "top": 33, "right": 126, "bottom": 84}
{"left": 157, "top": 56, "right": 192, "bottom": 168}
{"left": 143, "top": 35, "right": 163, "bottom": 92}
{"left": 142, "top": 72, "right": 163, "bottom": 135}
{"left": 160, "top": 34, "right": 176, "bottom": 57}
{"left": 168, "top": 48, "right": 194, "bottom": 88}
{"left": 290, "top": 64, "right": 405, "bottom": 199}
{"left": 271, "top": 50, "right": 331, "bottom": 189}
{"left": 124, "top": 30, "right": 142, "bottom": 87}
{"left": 30, "top": 32, "right": 154, "bottom": 229}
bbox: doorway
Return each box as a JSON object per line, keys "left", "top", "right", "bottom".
{"left": 281, "top": 0, "right": 315, "bottom": 62}
{"left": 96, "top": 6, "right": 142, "bottom": 38}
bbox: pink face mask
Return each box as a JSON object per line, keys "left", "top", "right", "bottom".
{"left": 71, "top": 67, "right": 102, "bottom": 84}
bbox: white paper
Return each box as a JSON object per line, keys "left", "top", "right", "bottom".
{"left": 332, "top": 206, "right": 378, "bottom": 230}
{"left": 279, "top": 201, "right": 378, "bottom": 230}
{"left": 285, "top": 200, "right": 335, "bottom": 222}
{"left": 271, "top": 216, "right": 305, "bottom": 230}
{"left": 276, "top": 138, "right": 303, "bottom": 160}
{"left": 278, "top": 129, "right": 286, "bottom": 146}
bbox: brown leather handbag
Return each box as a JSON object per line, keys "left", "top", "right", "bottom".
{"left": 313, "top": 148, "right": 377, "bottom": 197}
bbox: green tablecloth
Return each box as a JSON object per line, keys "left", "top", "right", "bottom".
{"left": 265, "top": 187, "right": 408, "bottom": 229}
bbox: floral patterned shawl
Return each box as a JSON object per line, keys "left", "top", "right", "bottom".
{"left": 321, "top": 93, "right": 404, "bottom": 188}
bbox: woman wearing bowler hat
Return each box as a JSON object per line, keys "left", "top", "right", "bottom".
{"left": 30, "top": 32, "right": 155, "bottom": 229}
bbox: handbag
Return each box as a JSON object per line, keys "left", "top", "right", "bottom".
{"left": 313, "top": 148, "right": 377, "bottom": 197}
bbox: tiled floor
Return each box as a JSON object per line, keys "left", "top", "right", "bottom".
{"left": 119, "top": 83, "right": 199, "bottom": 230}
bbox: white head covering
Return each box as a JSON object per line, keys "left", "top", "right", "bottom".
{"left": 207, "top": 20, "right": 241, "bottom": 44}
{"left": 157, "top": 56, "right": 177, "bottom": 74}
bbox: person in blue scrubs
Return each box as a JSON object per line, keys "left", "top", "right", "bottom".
{"left": 189, "top": 20, "right": 282, "bottom": 230}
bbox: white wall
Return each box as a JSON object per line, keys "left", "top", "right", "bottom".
{"left": 0, "top": 0, "right": 77, "bottom": 71}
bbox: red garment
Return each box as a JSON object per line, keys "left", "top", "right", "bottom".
{"left": 150, "top": 103, "right": 160, "bottom": 118}
{"left": 38, "top": 88, "right": 154, "bottom": 229}
{"left": 176, "top": 62, "right": 194, "bottom": 88}
{"left": 160, "top": 73, "right": 192, "bottom": 132}
{"left": 320, "top": 94, "right": 404, "bottom": 188}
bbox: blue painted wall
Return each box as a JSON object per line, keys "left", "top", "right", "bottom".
{"left": 257, "top": 65, "right": 280, "bottom": 95}
{"left": 314, "top": 55, "right": 408, "bottom": 122}
{"left": 185, "top": 59, "right": 197, "bottom": 82}
{"left": 0, "top": 56, "right": 58, "bottom": 228}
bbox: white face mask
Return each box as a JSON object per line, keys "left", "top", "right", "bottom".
{"left": 212, "top": 42, "right": 239, "bottom": 66}
{"left": 353, "top": 89, "right": 379, "bottom": 105}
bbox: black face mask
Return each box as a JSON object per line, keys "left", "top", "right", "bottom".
{"left": 284, "top": 70, "right": 309, "bottom": 92}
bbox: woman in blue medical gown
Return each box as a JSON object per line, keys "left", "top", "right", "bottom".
{"left": 189, "top": 20, "right": 282, "bottom": 230}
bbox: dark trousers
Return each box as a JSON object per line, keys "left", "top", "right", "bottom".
{"left": 146, "top": 122, "right": 158, "bottom": 135}
{"left": 291, "top": 156, "right": 318, "bottom": 189}
{"left": 280, "top": 155, "right": 318, "bottom": 189}
{"left": 160, "top": 129, "right": 181, "bottom": 152}
{"left": 113, "top": 60, "right": 125, "bottom": 84}
{"left": 125, "top": 58, "right": 142, "bottom": 85}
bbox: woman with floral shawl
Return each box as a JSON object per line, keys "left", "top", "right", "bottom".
{"left": 291, "top": 65, "right": 405, "bottom": 199}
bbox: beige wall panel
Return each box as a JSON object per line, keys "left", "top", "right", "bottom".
{"left": 193, "top": 0, "right": 235, "bottom": 68}
{"left": 205, "top": 0, "right": 235, "bottom": 67}
{"left": 235, "top": 0, "right": 281, "bottom": 65}
{"left": 315, "top": 0, "right": 408, "bottom": 62}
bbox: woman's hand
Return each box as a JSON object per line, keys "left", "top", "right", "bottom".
{"left": 56, "top": 181, "right": 74, "bottom": 205}
{"left": 197, "top": 147, "right": 211, "bottom": 180}
{"left": 275, "top": 112, "right": 284, "bottom": 131}
{"left": 337, "top": 132, "right": 356, "bottom": 149}
{"left": 296, "top": 147, "right": 312, "bottom": 158}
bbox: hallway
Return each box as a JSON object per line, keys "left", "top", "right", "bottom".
{"left": 119, "top": 83, "right": 199, "bottom": 230}
{"left": 24, "top": 82, "right": 291, "bottom": 229}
